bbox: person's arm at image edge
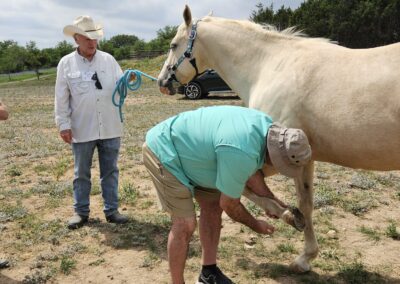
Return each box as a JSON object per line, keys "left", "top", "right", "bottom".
{"left": 0, "top": 101, "right": 9, "bottom": 120}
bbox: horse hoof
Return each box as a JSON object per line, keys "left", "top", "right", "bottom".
{"left": 289, "top": 260, "right": 311, "bottom": 273}
{"left": 282, "top": 207, "right": 305, "bottom": 232}
{"left": 290, "top": 207, "right": 305, "bottom": 232}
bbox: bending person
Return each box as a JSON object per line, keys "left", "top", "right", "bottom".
{"left": 143, "top": 105, "right": 311, "bottom": 284}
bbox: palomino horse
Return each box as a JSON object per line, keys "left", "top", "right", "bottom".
{"left": 157, "top": 5, "right": 400, "bottom": 272}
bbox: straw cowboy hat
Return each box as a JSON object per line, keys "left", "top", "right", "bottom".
{"left": 267, "top": 123, "right": 312, "bottom": 178}
{"left": 63, "top": 16, "right": 103, "bottom": 40}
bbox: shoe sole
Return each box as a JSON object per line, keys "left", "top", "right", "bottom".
{"left": 67, "top": 220, "right": 88, "bottom": 230}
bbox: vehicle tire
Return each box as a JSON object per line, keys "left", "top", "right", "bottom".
{"left": 184, "top": 82, "right": 203, "bottom": 100}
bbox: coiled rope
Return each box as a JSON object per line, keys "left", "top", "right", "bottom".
{"left": 112, "top": 69, "right": 157, "bottom": 122}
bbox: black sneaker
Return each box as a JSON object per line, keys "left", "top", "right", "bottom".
{"left": 197, "top": 266, "right": 234, "bottom": 284}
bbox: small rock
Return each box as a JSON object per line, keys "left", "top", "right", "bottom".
{"left": 0, "top": 195, "right": 5, "bottom": 200}
{"left": 245, "top": 234, "right": 257, "bottom": 245}
{"left": 327, "top": 230, "right": 337, "bottom": 239}
{"left": 244, "top": 244, "right": 255, "bottom": 249}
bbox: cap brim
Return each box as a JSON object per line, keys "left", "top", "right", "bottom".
{"left": 63, "top": 25, "right": 103, "bottom": 40}
{"left": 267, "top": 124, "right": 303, "bottom": 178}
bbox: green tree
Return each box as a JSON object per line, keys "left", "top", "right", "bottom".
{"left": 153, "top": 25, "right": 178, "bottom": 51}
{"left": 250, "top": 3, "right": 274, "bottom": 24}
{"left": 0, "top": 41, "right": 25, "bottom": 80}
{"left": 98, "top": 39, "right": 115, "bottom": 56}
{"left": 55, "top": 40, "right": 74, "bottom": 58}
{"left": 251, "top": 0, "right": 400, "bottom": 48}
{"left": 109, "top": 34, "right": 139, "bottom": 48}
{"left": 25, "top": 41, "right": 44, "bottom": 80}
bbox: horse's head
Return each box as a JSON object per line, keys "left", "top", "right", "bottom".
{"left": 157, "top": 5, "right": 205, "bottom": 95}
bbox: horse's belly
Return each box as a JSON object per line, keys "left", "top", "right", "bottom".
{"left": 311, "top": 131, "right": 400, "bottom": 171}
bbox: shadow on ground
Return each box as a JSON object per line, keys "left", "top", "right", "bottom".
{"left": 0, "top": 273, "right": 22, "bottom": 284}
{"left": 87, "top": 215, "right": 170, "bottom": 259}
{"left": 236, "top": 258, "right": 400, "bottom": 284}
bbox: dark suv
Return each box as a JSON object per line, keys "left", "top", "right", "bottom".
{"left": 177, "top": 70, "right": 232, "bottom": 99}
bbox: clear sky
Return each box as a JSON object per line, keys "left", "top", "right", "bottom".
{"left": 0, "top": 0, "right": 304, "bottom": 49}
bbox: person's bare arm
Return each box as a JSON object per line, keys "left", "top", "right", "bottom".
{"left": 0, "top": 101, "right": 9, "bottom": 120}
{"left": 219, "top": 193, "right": 274, "bottom": 235}
{"left": 246, "top": 170, "right": 287, "bottom": 208}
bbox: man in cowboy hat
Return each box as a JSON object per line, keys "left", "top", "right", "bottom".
{"left": 55, "top": 15, "right": 128, "bottom": 229}
{"left": 142, "top": 105, "right": 312, "bottom": 284}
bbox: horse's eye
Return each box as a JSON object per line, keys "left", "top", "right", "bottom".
{"left": 170, "top": 43, "right": 177, "bottom": 50}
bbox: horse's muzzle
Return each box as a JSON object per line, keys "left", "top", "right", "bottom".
{"left": 158, "top": 79, "right": 176, "bottom": 96}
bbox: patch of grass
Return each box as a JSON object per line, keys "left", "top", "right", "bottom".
{"left": 89, "top": 258, "right": 105, "bottom": 266}
{"left": 33, "top": 164, "right": 48, "bottom": 174}
{"left": 23, "top": 267, "right": 57, "bottom": 284}
{"left": 140, "top": 200, "right": 154, "bottom": 209}
{"left": 6, "top": 165, "right": 22, "bottom": 177}
{"left": 276, "top": 243, "right": 296, "bottom": 254}
{"left": 120, "top": 182, "right": 139, "bottom": 205}
{"left": 51, "top": 157, "right": 72, "bottom": 181}
{"left": 359, "top": 225, "right": 381, "bottom": 242}
{"left": 349, "top": 173, "right": 376, "bottom": 190}
{"left": 90, "top": 181, "right": 101, "bottom": 195}
{"left": 342, "top": 193, "right": 378, "bottom": 216}
{"left": 385, "top": 221, "right": 400, "bottom": 240}
{"left": 314, "top": 182, "right": 340, "bottom": 208}
{"left": 0, "top": 201, "right": 28, "bottom": 222}
{"left": 338, "top": 261, "right": 385, "bottom": 284}
{"left": 60, "top": 256, "right": 76, "bottom": 275}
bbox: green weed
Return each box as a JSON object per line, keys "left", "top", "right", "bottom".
{"left": 359, "top": 225, "right": 381, "bottom": 242}
{"left": 60, "top": 256, "right": 76, "bottom": 275}
{"left": 51, "top": 157, "right": 72, "bottom": 181}
{"left": 385, "top": 221, "right": 400, "bottom": 240}
{"left": 120, "top": 182, "right": 139, "bottom": 205}
{"left": 6, "top": 165, "right": 22, "bottom": 177}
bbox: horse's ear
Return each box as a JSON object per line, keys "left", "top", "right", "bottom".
{"left": 207, "top": 10, "right": 213, "bottom": 17}
{"left": 183, "top": 5, "right": 192, "bottom": 27}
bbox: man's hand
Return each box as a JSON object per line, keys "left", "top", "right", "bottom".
{"left": 255, "top": 220, "right": 275, "bottom": 234}
{"left": 129, "top": 72, "right": 137, "bottom": 82}
{"left": 220, "top": 193, "right": 274, "bottom": 235}
{"left": 60, "top": 129, "right": 72, "bottom": 144}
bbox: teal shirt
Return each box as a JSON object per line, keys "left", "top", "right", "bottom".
{"left": 145, "top": 106, "right": 273, "bottom": 198}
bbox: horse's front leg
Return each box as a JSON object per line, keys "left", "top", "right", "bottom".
{"left": 290, "top": 161, "right": 318, "bottom": 272}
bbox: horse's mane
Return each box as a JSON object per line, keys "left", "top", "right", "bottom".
{"left": 201, "top": 16, "right": 334, "bottom": 44}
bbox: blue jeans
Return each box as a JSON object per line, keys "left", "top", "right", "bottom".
{"left": 72, "top": 138, "right": 120, "bottom": 217}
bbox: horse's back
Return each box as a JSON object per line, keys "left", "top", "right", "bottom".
{"left": 252, "top": 42, "right": 400, "bottom": 171}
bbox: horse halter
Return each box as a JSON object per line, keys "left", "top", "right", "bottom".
{"left": 167, "top": 20, "right": 201, "bottom": 84}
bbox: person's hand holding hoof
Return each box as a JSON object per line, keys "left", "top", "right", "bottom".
{"left": 255, "top": 219, "right": 275, "bottom": 235}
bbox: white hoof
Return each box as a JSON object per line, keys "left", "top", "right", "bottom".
{"left": 289, "top": 257, "right": 311, "bottom": 273}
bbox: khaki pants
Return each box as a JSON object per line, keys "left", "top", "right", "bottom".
{"left": 142, "top": 143, "right": 220, "bottom": 217}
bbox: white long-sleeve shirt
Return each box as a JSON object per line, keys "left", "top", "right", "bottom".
{"left": 55, "top": 50, "right": 123, "bottom": 143}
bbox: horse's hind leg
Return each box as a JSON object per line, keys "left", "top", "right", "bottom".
{"left": 290, "top": 161, "right": 319, "bottom": 272}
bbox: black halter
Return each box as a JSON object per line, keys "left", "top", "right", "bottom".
{"left": 167, "top": 20, "right": 201, "bottom": 84}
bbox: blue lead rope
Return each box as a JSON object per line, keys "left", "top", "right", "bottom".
{"left": 112, "top": 69, "right": 157, "bottom": 122}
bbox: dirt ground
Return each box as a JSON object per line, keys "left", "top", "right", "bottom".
{"left": 1, "top": 81, "right": 400, "bottom": 284}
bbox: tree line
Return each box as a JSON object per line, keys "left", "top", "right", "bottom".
{"left": 0, "top": 25, "right": 177, "bottom": 80}
{"left": 250, "top": 0, "right": 400, "bottom": 48}
{"left": 1, "top": 0, "right": 400, "bottom": 79}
